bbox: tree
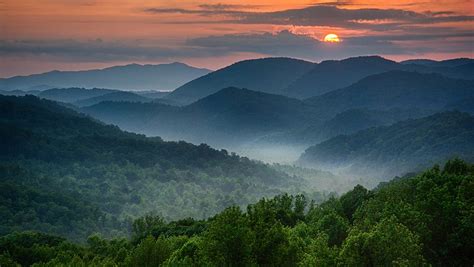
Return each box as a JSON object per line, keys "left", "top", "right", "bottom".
{"left": 315, "top": 211, "right": 349, "bottom": 246}
{"left": 339, "top": 185, "right": 370, "bottom": 222}
{"left": 339, "top": 217, "right": 425, "bottom": 266}
{"left": 126, "top": 235, "right": 172, "bottom": 267}
{"left": 201, "top": 207, "right": 254, "bottom": 266}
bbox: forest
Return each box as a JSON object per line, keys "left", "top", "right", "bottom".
{"left": 0, "top": 95, "right": 331, "bottom": 241}
{"left": 0, "top": 159, "right": 472, "bottom": 266}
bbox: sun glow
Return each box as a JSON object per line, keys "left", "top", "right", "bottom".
{"left": 324, "top": 33, "right": 340, "bottom": 43}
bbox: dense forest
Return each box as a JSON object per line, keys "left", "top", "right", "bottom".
{"left": 0, "top": 95, "right": 331, "bottom": 241}
{"left": 0, "top": 159, "right": 472, "bottom": 266}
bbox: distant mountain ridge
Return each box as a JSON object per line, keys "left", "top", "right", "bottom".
{"left": 165, "top": 58, "right": 315, "bottom": 105}
{"left": 304, "top": 71, "right": 474, "bottom": 119}
{"left": 0, "top": 62, "right": 211, "bottom": 91}
{"left": 401, "top": 58, "right": 474, "bottom": 67}
{"left": 37, "top": 88, "right": 119, "bottom": 103}
{"left": 165, "top": 56, "right": 473, "bottom": 103}
{"left": 73, "top": 91, "right": 152, "bottom": 107}
{"left": 284, "top": 56, "right": 400, "bottom": 98}
{"left": 284, "top": 56, "right": 474, "bottom": 99}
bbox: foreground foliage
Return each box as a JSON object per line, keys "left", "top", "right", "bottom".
{"left": 1, "top": 159, "right": 472, "bottom": 266}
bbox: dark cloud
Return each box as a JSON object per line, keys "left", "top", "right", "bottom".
{"left": 2, "top": 29, "right": 472, "bottom": 64}
{"left": 0, "top": 39, "right": 227, "bottom": 62}
{"left": 186, "top": 30, "right": 474, "bottom": 60}
{"left": 145, "top": 5, "right": 474, "bottom": 31}
{"left": 198, "top": 4, "right": 264, "bottom": 10}
{"left": 186, "top": 30, "right": 322, "bottom": 59}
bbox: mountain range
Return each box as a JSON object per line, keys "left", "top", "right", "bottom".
{"left": 3, "top": 55, "right": 472, "bottom": 176}
{"left": 0, "top": 62, "right": 211, "bottom": 91}
{"left": 165, "top": 56, "right": 474, "bottom": 104}
{"left": 82, "top": 70, "right": 474, "bottom": 154}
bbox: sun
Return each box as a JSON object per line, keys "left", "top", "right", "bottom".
{"left": 324, "top": 33, "right": 340, "bottom": 43}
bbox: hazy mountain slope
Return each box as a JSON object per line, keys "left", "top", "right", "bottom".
{"left": 0, "top": 62, "right": 211, "bottom": 91}
{"left": 304, "top": 71, "right": 474, "bottom": 119}
{"left": 256, "top": 108, "right": 431, "bottom": 148}
{"left": 83, "top": 87, "right": 321, "bottom": 147}
{"left": 181, "top": 87, "right": 318, "bottom": 131}
{"left": 0, "top": 89, "right": 38, "bottom": 96}
{"left": 284, "top": 56, "right": 401, "bottom": 98}
{"left": 81, "top": 101, "right": 178, "bottom": 134}
{"left": 37, "top": 88, "right": 119, "bottom": 103}
{"left": 296, "top": 108, "right": 432, "bottom": 145}
{"left": 73, "top": 91, "right": 152, "bottom": 107}
{"left": 165, "top": 58, "right": 315, "bottom": 105}
{"left": 136, "top": 90, "right": 169, "bottom": 99}
{"left": 401, "top": 58, "right": 474, "bottom": 67}
{"left": 299, "top": 111, "right": 474, "bottom": 177}
{"left": 444, "top": 96, "right": 474, "bottom": 115}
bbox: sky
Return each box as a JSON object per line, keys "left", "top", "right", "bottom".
{"left": 0, "top": 0, "right": 473, "bottom": 77}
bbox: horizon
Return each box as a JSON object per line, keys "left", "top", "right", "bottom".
{"left": 2, "top": 0, "right": 473, "bottom": 77}
{"left": 1, "top": 54, "right": 473, "bottom": 79}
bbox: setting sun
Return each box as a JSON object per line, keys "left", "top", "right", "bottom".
{"left": 324, "top": 33, "right": 340, "bottom": 43}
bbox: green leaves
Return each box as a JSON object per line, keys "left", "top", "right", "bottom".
{"left": 1, "top": 161, "right": 473, "bottom": 266}
{"left": 339, "top": 217, "right": 425, "bottom": 266}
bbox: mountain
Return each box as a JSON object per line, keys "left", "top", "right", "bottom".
{"left": 135, "top": 90, "right": 170, "bottom": 99}
{"left": 267, "top": 108, "right": 432, "bottom": 145}
{"left": 37, "top": 87, "right": 119, "bottom": 103}
{"left": 445, "top": 97, "right": 474, "bottom": 115}
{"left": 0, "top": 89, "right": 38, "bottom": 96}
{"left": 0, "top": 95, "right": 318, "bottom": 240}
{"left": 83, "top": 87, "right": 320, "bottom": 148}
{"left": 180, "top": 87, "right": 317, "bottom": 133}
{"left": 0, "top": 62, "right": 211, "bottom": 91}
{"left": 299, "top": 111, "right": 474, "bottom": 178}
{"left": 401, "top": 58, "right": 474, "bottom": 67}
{"left": 73, "top": 91, "right": 152, "bottom": 107}
{"left": 304, "top": 71, "right": 474, "bottom": 119}
{"left": 165, "top": 58, "right": 315, "bottom": 105}
{"left": 81, "top": 101, "right": 178, "bottom": 135}
{"left": 283, "top": 56, "right": 474, "bottom": 99}
{"left": 283, "top": 56, "right": 401, "bottom": 98}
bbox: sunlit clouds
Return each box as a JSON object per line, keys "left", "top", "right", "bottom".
{"left": 0, "top": 0, "right": 473, "bottom": 77}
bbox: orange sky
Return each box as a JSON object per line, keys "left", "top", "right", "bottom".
{"left": 1, "top": 0, "right": 473, "bottom": 77}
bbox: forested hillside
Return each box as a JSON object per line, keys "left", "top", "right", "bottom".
{"left": 299, "top": 111, "right": 474, "bottom": 177}
{"left": 1, "top": 160, "right": 472, "bottom": 266}
{"left": 0, "top": 95, "right": 327, "bottom": 241}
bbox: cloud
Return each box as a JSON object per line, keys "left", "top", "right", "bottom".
{"left": 0, "top": 39, "right": 227, "bottom": 62}
{"left": 186, "top": 30, "right": 322, "bottom": 59}
{"left": 1, "top": 29, "right": 472, "bottom": 65}
{"left": 198, "top": 4, "right": 264, "bottom": 10}
{"left": 145, "top": 5, "right": 474, "bottom": 31}
{"left": 186, "top": 30, "right": 474, "bottom": 60}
